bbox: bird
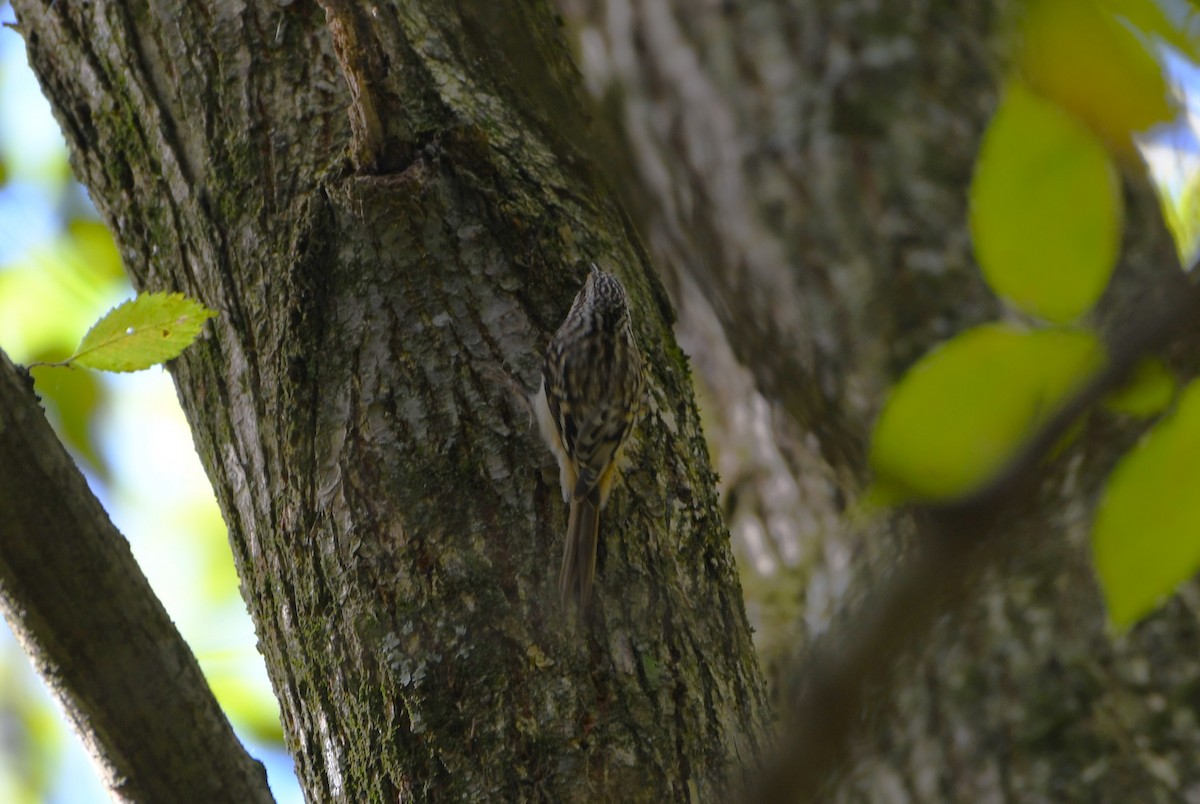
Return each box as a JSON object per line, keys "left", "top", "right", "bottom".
{"left": 532, "top": 265, "right": 643, "bottom": 615}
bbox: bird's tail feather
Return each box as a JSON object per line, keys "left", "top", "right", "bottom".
{"left": 560, "top": 491, "right": 600, "bottom": 615}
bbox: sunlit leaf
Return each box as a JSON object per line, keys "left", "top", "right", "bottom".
{"left": 870, "top": 324, "right": 1103, "bottom": 503}
{"left": 66, "top": 291, "right": 216, "bottom": 372}
{"left": 1018, "top": 0, "right": 1176, "bottom": 149}
{"left": 1094, "top": 379, "right": 1200, "bottom": 629}
{"left": 970, "top": 81, "right": 1121, "bottom": 323}
{"left": 1103, "top": 356, "right": 1175, "bottom": 417}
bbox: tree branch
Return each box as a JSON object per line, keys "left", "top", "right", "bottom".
{"left": 0, "top": 349, "right": 273, "bottom": 804}
{"left": 755, "top": 275, "right": 1200, "bottom": 801}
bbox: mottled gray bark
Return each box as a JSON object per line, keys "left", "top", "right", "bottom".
{"left": 0, "top": 350, "right": 272, "bottom": 803}
{"left": 10, "top": 0, "right": 768, "bottom": 801}
{"left": 560, "top": 0, "right": 1200, "bottom": 800}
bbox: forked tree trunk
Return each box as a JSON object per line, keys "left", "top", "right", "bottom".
{"left": 561, "top": 0, "right": 1200, "bottom": 800}
{"left": 14, "top": 0, "right": 1200, "bottom": 800}
{"left": 10, "top": 1, "right": 768, "bottom": 800}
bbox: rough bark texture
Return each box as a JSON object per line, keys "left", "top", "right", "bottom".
{"left": 14, "top": 0, "right": 1200, "bottom": 799}
{"left": 10, "top": 0, "right": 768, "bottom": 801}
{"left": 560, "top": 0, "right": 1200, "bottom": 800}
{"left": 0, "top": 350, "right": 272, "bottom": 803}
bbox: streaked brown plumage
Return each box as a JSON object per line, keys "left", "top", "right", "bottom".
{"left": 533, "top": 265, "right": 643, "bottom": 614}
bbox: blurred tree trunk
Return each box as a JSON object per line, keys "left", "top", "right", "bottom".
{"left": 10, "top": 0, "right": 769, "bottom": 800}
{"left": 15, "top": 0, "right": 1200, "bottom": 799}
{"left": 558, "top": 0, "right": 1200, "bottom": 800}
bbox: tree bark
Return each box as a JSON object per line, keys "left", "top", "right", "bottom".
{"left": 14, "top": 0, "right": 1200, "bottom": 800}
{"left": 9, "top": 0, "right": 768, "bottom": 800}
{"left": 563, "top": 0, "right": 1200, "bottom": 800}
{"left": 0, "top": 350, "right": 272, "bottom": 803}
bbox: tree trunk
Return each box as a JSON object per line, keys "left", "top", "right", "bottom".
{"left": 562, "top": 0, "right": 1200, "bottom": 800}
{"left": 10, "top": 1, "right": 768, "bottom": 800}
{"left": 14, "top": 0, "right": 1200, "bottom": 800}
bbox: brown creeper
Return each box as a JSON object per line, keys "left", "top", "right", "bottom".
{"left": 533, "top": 265, "right": 643, "bottom": 614}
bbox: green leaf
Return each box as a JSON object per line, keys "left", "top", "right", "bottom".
{"left": 1018, "top": 0, "right": 1176, "bottom": 149}
{"left": 869, "top": 324, "right": 1103, "bottom": 503}
{"left": 66, "top": 292, "right": 217, "bottom": 372}
{"left": 1093, "top": 380, "right": 1200, "bottom": 629}
{"left": 1103, "top": 357, "right": 1175, "bottom": 418}
{"left": 970, "top": 81, "right": 1121, "bottom": 323}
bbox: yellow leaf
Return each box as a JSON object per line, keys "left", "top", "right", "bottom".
{"left": 870, "top": 325, "right": 1103, "bottom": 502}
{"left": 1094, "top": 379, "right": 1200, "bottom": 628}
{"left": 971, "top": 81, "right": 1121, "bottom": 323}
{"left": 1104, "top": 357, "right": 1176, "bottom": 417}
{"left": 1018, "top": 0, "right": 1175, "bottom": 150}
{"left": 67, "top": 291, "right": 217, "bottom": 372}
